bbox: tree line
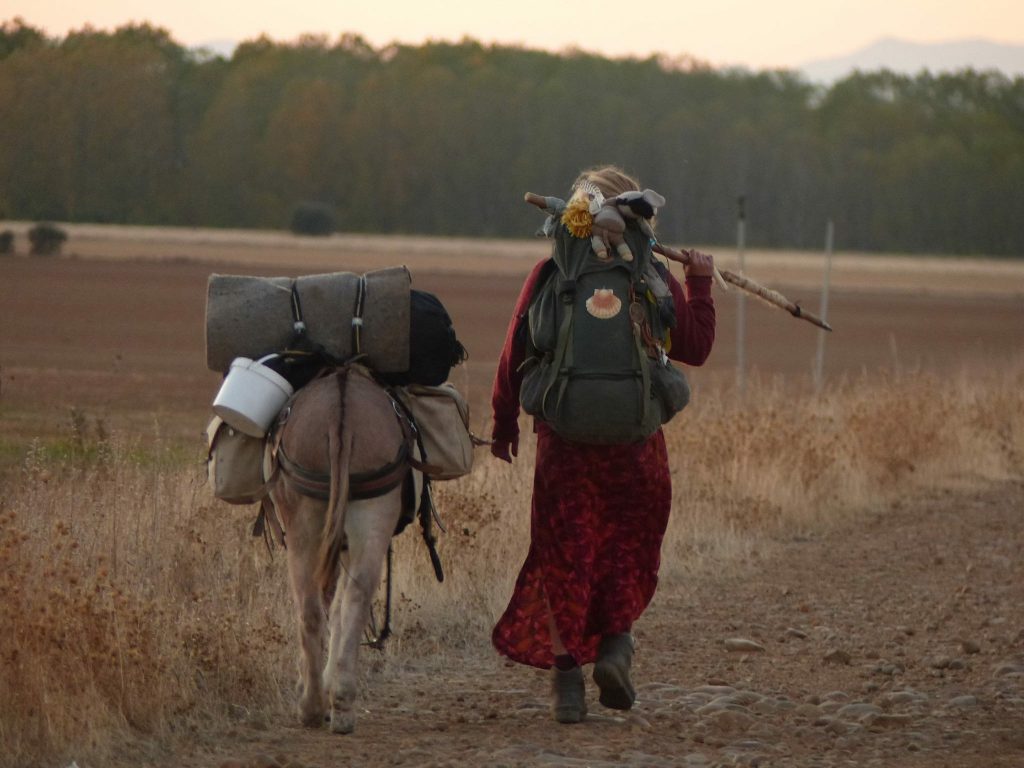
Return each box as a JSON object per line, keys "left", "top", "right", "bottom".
{"left": 1, "top": 19, "right": 1022, "bottom": 255}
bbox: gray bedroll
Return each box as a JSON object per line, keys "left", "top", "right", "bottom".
{"left": 205, "top": 266, "right": 411, "bottom": 373}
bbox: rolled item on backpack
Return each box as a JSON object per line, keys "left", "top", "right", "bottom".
{"left": 205, "top": 267, "right": 411, "bottom": 373}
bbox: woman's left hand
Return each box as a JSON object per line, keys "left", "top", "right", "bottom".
{"left": 491, "top": 436, "right": 519, "bottom": 463}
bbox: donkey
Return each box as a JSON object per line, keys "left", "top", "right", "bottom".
{"left": 266, "top": 363, "right": 419, "bottom": 734}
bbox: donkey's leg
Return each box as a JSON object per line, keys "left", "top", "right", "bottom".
{"left": 324, "top": 487, "right": 403, "bottom": 734}
{"left": 278, "top": 491, "right": 329, "bottom": 727}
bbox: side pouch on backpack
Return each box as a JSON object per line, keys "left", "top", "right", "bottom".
{"left": 206, "top": 416, "right": 268, "bottom": 504}
{"left": 397, "top": 383, "right": 474, "bottom": 480}
{"left": 650, "top": 361, "right": 690, "bottom": 423}
{"left": 518, "top": 354, "right": 550, "bottom": 420}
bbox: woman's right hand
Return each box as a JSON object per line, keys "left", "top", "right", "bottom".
{"left": 684, "top": 249, "right": 715, "bottom": 277}
{"left": 491, "top": 436, "right": 519, "bottom": 463}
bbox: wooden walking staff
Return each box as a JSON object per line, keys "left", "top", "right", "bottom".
{"left": 651, "top": 242, "right": 834, "bottom": 332}
{"left": 522, "top": 190, "right": 832, "bottom": 332}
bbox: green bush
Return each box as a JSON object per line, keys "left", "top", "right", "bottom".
{"left": 0, "top": 230, "right": 13, "bottom": 256}
{"left": 289, "top": 202, "right": 336, "bottom": 236}
{"left": 28, "top": 222, "right": 67, "bottom": 256}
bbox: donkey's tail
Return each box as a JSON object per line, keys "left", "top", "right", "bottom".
{"left": 316, "top": 369, "right": 352, "bottom": 596}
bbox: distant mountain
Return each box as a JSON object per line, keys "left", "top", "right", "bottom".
{"left": 191, "top": 39, "right": 237, "bottom": 59}
{"left": 799, "top": 37, "right": 1024, "bottom": 82}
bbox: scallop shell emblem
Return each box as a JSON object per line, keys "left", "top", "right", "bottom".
{"left": 585, "top": 288, "right": 622, "bottom": 319}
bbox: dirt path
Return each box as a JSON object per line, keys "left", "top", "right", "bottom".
{"left": 171, "top": 479, "right": 1024, "bottom": 768}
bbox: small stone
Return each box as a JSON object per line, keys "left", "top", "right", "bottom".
{"left": 876, "top": 663, "right": 904, "bottom": 676}
{"left": 949, "top": 695, "right": 978, "bottom": 709}
{"left": 823, "top": 649, "right": 852, "bottom": 665}
{"left": 724, "top": 638, "right": 766, "bottom": 653}
{"left": 824, "top": 717, "right": 852, "bottom": 735}
{"left": 880, "top": 690, "right": 924, "bottom": 707}
{"left": 786, "top": 627, "right": 808, "bottom": 639}
{"left": 871, "top": 713, "right": 913, "bottom": 729}
{"left": 994, "top": 662, "right": 1023, "bottom": 677}
{"left": 930, "top": 656, "right": 952, "bottom": 669}
{"left": 732, "top": 738, "right": 767, "bottom": 750}
{"left": 960, "top": 640, "right": 981, "bottom": 654}
{"left": 819, "top": 699, "right": 844, "bottom": 714}
{"left": 728, "top": 690, "right": 764, "bottom": 706}
{"left": 696, "top": 701, "right": 748, "bottom": 716}
{"left": 792, "top": 703, "right": 822, "bottom": 718}
{"left": 948, "top": 658, "right": 967, "bottom": 670}
{"left": 627, "top": 713, "right": 653, "bottom": 729}
{"left": 695, "top": 684, "right": 736, "bottom": 695}
{"left": 752, "top": 698, "right": 779, "bottom": 714}
{"left": 705, "top": 708, "right": 754, "bottom": 733}
{"left": 838, "top": 702, "right": 883, "bottom": 720}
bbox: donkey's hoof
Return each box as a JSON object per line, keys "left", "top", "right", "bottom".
{"left": 329, "top": 708, "right": 356, "bottom": 734}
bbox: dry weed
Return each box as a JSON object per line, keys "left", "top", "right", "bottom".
{"left": 2, "top": 361, "right": 1022, "bottom": 766}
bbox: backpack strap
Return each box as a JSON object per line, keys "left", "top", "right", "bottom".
{"left": 540, "top": 276, "right": 576, "bottom": 421}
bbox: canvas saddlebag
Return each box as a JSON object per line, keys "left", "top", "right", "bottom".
{"left": 206, "top": 416, "right": 268, "bottom": 504}
{"left": 396, "top": 383, "right": 474, "bottom": 481}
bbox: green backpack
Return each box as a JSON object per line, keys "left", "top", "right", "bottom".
{"left": 520, "top": 218, "right": 690, "bottom": 444}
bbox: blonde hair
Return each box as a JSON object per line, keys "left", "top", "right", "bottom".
{"left": 572, "top": 165, "right": 641, "bottom": 200}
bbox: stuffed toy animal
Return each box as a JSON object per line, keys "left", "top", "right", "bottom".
{"left": 590, "top": 188, "right": 666, "bottom": 262}
{"left": 523, "top": 188, "right": 666, "bottom": 262}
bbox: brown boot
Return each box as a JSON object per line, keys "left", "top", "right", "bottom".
{"left": 593, "top": 633, "right": 636, "bottom": 710}
{"left": 551, "top": 666, "right": 587, "bottom": 724}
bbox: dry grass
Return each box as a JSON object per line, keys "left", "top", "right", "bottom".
{"left": 657, "top": 362, "right": 1024, "bottom": 579}
{"left": 2, "top": 361, "right": 1023, "bottom": 767}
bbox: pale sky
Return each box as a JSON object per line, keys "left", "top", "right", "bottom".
{"left": 4, "top": 0, "right": 1023, "bottom": 70}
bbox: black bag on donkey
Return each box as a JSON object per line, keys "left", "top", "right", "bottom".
{"left": 379, "top": 289, "right": 467, "bottom": 387}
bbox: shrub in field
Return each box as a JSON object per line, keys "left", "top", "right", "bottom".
{"left": 28, "top": 222, "right": 67, "bottom": 256}
{"left": 289, "top": 201, "right": 336, "bottom": 236}
{"left": 0, "top": 229, "right": 13, "bottom": 256}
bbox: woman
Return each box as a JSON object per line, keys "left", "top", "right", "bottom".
{"left": 490, "top": 165, "right": 716, "bottom": 723}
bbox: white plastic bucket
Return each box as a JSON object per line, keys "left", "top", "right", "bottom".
{"left": 212, "top": 355, "right": 294, "bottom": 438}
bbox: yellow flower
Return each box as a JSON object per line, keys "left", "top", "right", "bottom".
{"left": 561, "top": 196, "right": 593, "bottom": 239}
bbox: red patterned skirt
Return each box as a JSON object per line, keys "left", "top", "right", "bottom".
{"left": 491, "top": 426, "right": 673, "bottom": 669}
